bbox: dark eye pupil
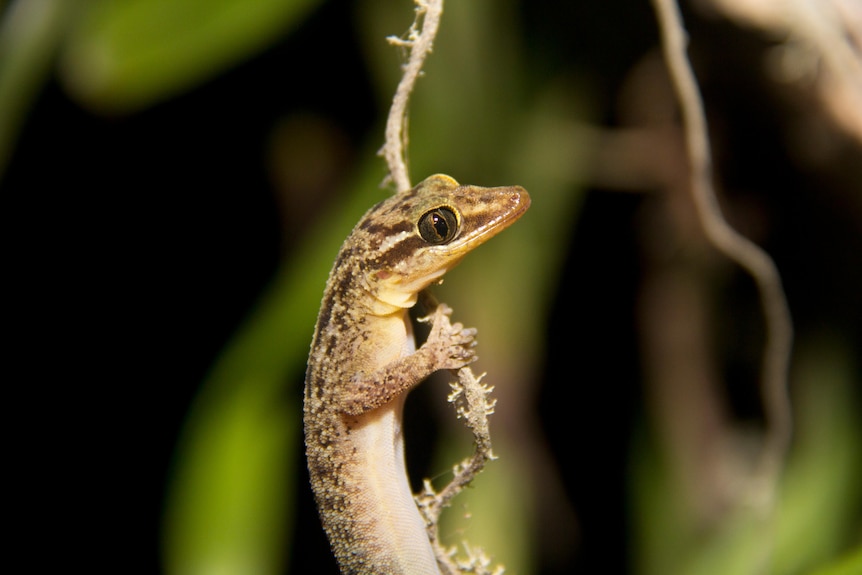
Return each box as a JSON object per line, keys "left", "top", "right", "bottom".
{"left": 431, "top": 213, "right": 448, "bottom": 235}
{"left": 418, "top": 207, "right": 458, "bottom": 244}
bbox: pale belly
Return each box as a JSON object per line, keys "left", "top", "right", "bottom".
{"left": 348, "top": 396, "right": 440, "bottom": 574}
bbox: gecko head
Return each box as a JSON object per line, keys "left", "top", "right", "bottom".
{"left": 360, "top": 174, "right": 530, "bottom": 309}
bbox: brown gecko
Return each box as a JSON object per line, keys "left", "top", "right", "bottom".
{"left": 304, "top": 174, "right": 530, "bottom": 574}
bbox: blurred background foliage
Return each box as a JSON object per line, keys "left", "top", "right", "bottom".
{"left": 3, "top": 0, "right": 860, "bottom": 574}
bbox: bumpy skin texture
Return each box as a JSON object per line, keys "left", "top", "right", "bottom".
{"left": 304, "top": 175, "right": 530, "bottom": 575}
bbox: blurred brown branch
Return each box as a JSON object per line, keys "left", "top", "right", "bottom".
{"left": 705, "top": 0, "right": 862, "bottom": 144}
{"left": 650, "top": 0, "right": 794, "bottom": 556}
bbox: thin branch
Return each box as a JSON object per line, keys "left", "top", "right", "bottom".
{"left": 415, "top": 367, "right": 501, "bottom": 575}
{"left": 379, "top": 0, "right": 444, "bottom": 193}
{"left": 650, "top": 0, "right": 794, "bottom": 513}
{"left": 417, "top": 368, "right": 497, "bottom": 518}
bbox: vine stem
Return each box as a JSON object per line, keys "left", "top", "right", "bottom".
{"left": 650, "top": 0, "right": 794, "bottom": 517}
{"left": 379, "top": 0, "right": 443, "bottom": 193}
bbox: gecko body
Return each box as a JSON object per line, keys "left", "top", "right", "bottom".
{"left": 304, "top": 174, "right": 530, "bottom": 575}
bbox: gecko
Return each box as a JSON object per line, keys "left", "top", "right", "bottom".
{"left": 303, "top": 174, "right": 530, "bottom": 575}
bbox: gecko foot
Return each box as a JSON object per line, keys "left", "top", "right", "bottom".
{"left": 420, "top": 303, "right": 478, "bottom": 371}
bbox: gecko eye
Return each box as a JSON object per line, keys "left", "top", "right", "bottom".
{"left": 418, "top": 207, "right": 459, "bottom": 245}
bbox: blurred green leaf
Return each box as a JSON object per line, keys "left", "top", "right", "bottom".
{"left": 774, "top": 337, "right": 862, "bottom": 574}
{"left": 163, "top": 376, "right": 296, "bottom": 575}
{"left": 60, "top": 0, "right": 320, "bottom": 112}
{"left": 807, "top": 545, "right": 862, "bottom": 575}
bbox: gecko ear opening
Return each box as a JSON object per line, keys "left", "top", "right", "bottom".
{"left": 418, "top": 206, "right": 459, "bottom": 244}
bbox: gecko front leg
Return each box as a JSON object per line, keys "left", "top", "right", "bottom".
{"left": 341, "top": 304, "right": 477, "bottom": 417}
